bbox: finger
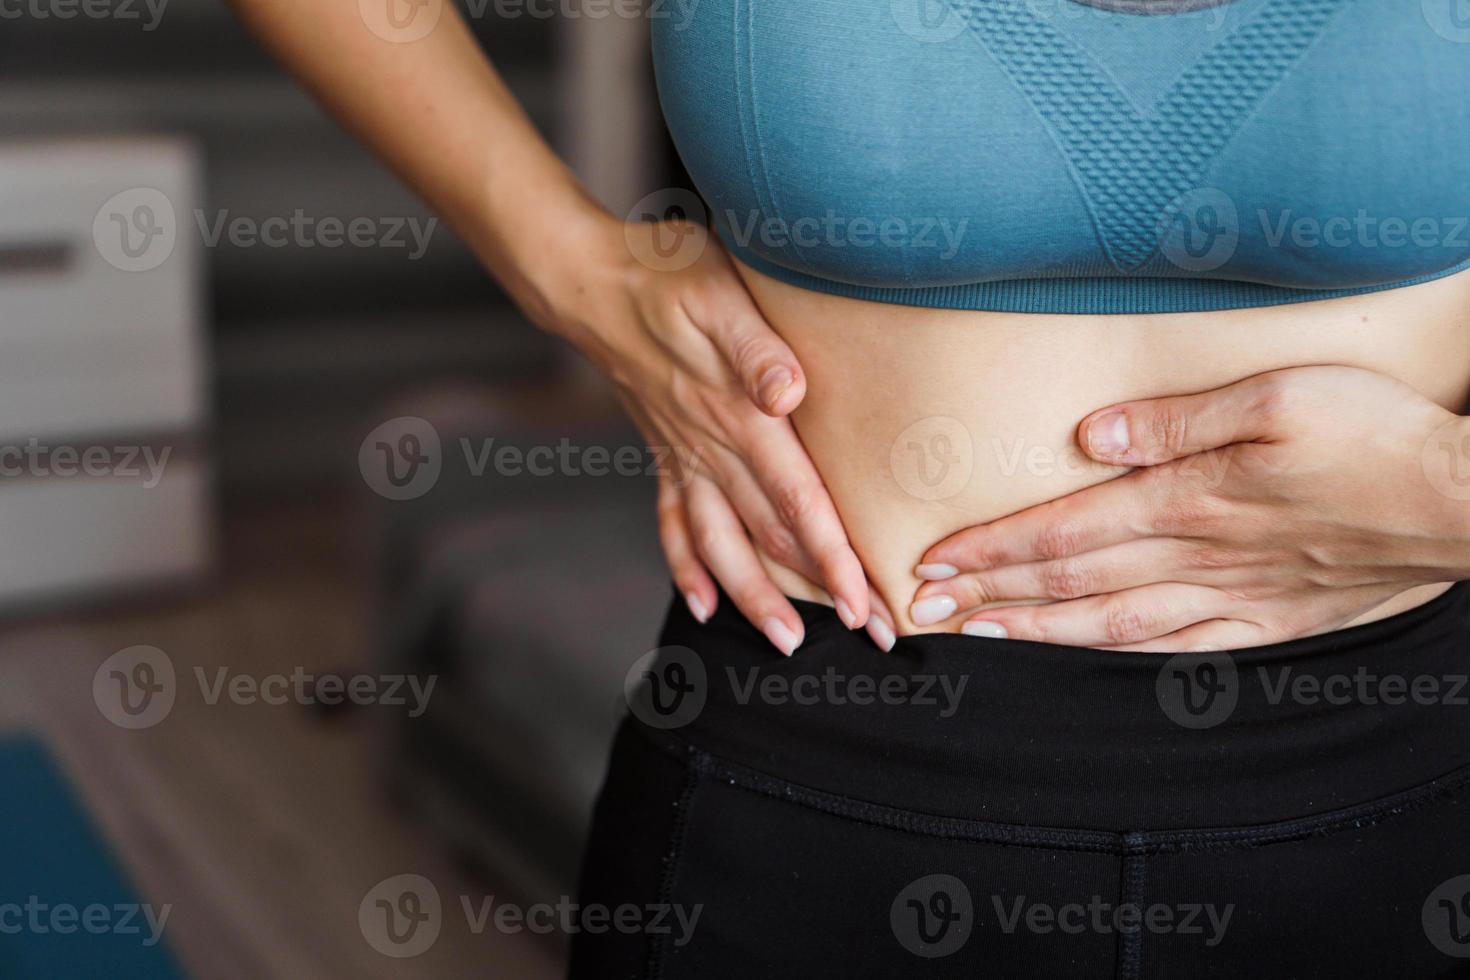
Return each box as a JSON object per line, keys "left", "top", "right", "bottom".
{"left": 865, "top": 587, "right": 898, "bottom": 653}
{"left": 961, "top": 583, "right": 1232, "bottom": 647}
{"left": 656, "top": 478, "right": 717, "bottom": 624}
{"left": 1079, "top": 371, "right": 1285, "bottom": 466}
{"left": 920, "top": 474, "right": 1163, "bottom": 574}
{"left": 1104, "top": 619, "right": 1271, "bottom": 653}
{"left": 913, "top": 538, "right": 1183, "bottom": 619}
{"left": 685, "top": 280, "right": 806, "bottom": 416}
{"left": 686, "top": 477, "right": 805, "bottom": 656}
{"left": 730, "top": 427, "right": 871, "bottom": 630}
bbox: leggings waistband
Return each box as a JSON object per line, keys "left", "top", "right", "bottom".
{"left": 639, "top": 583, "right": 1470, "bottom": 832}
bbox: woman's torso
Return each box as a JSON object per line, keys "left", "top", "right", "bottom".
{"left": 744, "top": 263, "right": 1470, "bottom": 634}
{"left": 652, "top": 0, "right": 1470, "bottom": 637}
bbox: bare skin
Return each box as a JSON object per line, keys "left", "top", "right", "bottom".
{"left": 744, "top": 262, "right": 1470, "bottom": 637}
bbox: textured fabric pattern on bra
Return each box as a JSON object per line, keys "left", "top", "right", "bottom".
{"left": 946, "top": 0, "right": 1347, "bottom": 273}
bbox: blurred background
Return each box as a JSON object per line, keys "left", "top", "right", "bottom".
{"left": 0, "top": 2, "right": 683, "bottom": 975}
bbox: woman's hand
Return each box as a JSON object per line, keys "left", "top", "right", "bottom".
{"left": 548, "top": 213, "right": 893, "bottom": 654}
{"left": 911, "top": 365, "right": 1470, "bottom": 650}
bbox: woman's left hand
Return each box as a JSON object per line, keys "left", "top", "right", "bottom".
{"left": 912, "top": 364, "right": 1470, "bottom": 650}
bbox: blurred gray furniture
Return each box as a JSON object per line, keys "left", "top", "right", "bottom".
{"left": 0, "top": 137, "right": 213, "bottom": 606}
{"left": 370, "top": 388, "right": 670, "bottom": 912}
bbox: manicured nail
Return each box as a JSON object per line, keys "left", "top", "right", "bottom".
{"left": 835, "top": 597, "right": 862, "bottom": 629}
{"left": 910, "top": 595, "right": 957, "bottom": 627}
{"left": 1189, "top": 643, "right": 1221, "bottom": 653}
{"left": 685, "top": 592, "right": 708, "bottom": 624}
{"left": 962, "top": 620, "right": 1008, "bottom": 639}
{"left": 1088, "top": 411, "right": 1130, "bottom": 458}
{"left": 868, "top": 616, "right": 896, "bottom": 653}
{"left": 915, "top": 563, "right": 958, "bottom": 581}
{"left": 762, "top": 617, "right": 800, "bottom": 656}
{"left": 757, "top": 365, "right": 794, "bottom": 412}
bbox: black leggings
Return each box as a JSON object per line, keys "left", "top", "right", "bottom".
{"left": 570, "top": 583, "right": 1470, "bottom": 978}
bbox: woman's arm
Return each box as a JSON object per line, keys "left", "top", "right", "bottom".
{"left": 226, "top": 0, "right": 889, "bottom": 652}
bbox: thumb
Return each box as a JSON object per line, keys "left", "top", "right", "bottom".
{"left": 1079, "top": 373, "right": 1282, "bottom": 465}
{"left": 693, "top": 286, "right": 806, "bottom": 417}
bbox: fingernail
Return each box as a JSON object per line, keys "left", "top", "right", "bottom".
{"left": 1088, "top": 411, "right": 1130, "bottom": 458}
{"left": 868, "top": 617, "right": 896, "bottom": 653}
{"left": 835, "top": 597, "right": 862, "bottom": 629}
{"left": 757, "top": 365, "right": 794, "bottom": 411}
{"left": 762, "top": 617, "right": 800, "bottom": 656}
{"left": 685, "top": 592, "right": 708, "bottom": 624}
{"left": 909, "top": 595, "right": 957, "bottom": 627}
{"left": 962, "top": 620, "right": 1008, "bottom": 639}
{"left": 1189, "top": 644, "right": 1221, "bottom": 653}
{"left": 915, "top": 563, "right": 958, "bottom": 581}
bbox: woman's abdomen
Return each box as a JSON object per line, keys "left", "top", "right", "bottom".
{"left": 738, "top": 263, "right": 1470, "bottom": 637}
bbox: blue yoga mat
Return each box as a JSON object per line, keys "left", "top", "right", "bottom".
{"left": 0, "top": 736, "right": 186, "bottom": 980}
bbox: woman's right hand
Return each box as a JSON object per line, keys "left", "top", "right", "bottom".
{"left": 541, "top": 212, "right": 894, "bottom": 655}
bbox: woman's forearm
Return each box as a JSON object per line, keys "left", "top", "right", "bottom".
{"left": 224, "top": 0, "right": 612, "bottom": 329}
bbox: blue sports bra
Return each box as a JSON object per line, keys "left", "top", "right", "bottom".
{"left": 651, "top": 0, "right": 1470, "bottom": 314}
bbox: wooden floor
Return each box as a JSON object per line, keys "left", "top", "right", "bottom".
{"left": 0, "top": 498, "right": 562, "bottom": 980}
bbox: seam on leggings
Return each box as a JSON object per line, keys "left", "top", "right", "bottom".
{"left": 1117, "top": 834, "right": 1148, "bottom": 980}
{"left": 645, "top": 762, "right": 701, "bottom": 979}
{"left": 632, "top": 723, "right": 1470, "bottom": 855}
